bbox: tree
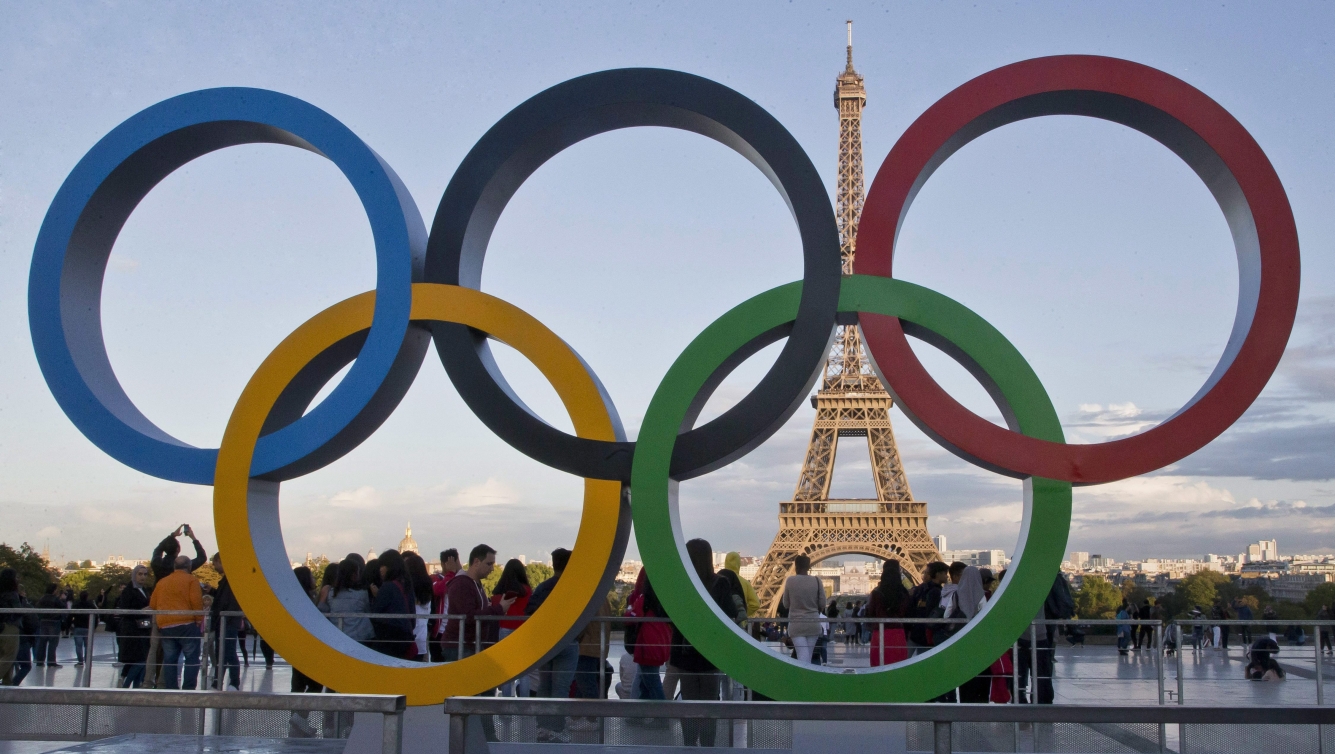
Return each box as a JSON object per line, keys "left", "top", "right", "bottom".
{"left": 0, "top": 543, "right": 58, "bottom": 597}
{"left": 79, "top": 560, "right": 93, "bottom": 569}
{"left": 61, "top": 563, "right": 133, "bottom": 600}
{"left": 1304, "top": 583, "right": 1335, "bottom": 617}
{"left": 481, "top": 562, "right": 555, "bottom": 595}
{"left": 192, "top": 562, "right": 221, "bottom": 589}
{"left": 1177, "top": 571, "right": 1230, "bottom": 613}
{"left": 1074, "top": 575, "right": 1121, "bottom": 619}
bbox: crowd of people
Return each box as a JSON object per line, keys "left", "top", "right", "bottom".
{"left": 0, "top": 525, "right": 1312, "bottom": 722}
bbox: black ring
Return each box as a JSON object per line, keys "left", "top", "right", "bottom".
{"left": 425, "top": 68, "right": 841, "bottom": 482}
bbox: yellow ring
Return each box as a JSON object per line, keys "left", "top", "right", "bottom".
{"left": 214, "top": 283, "right": 622, "bottom": 705}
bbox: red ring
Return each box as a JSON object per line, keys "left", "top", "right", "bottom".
{"left": 855, "top": 55, "right": 1300, "bottom": 485}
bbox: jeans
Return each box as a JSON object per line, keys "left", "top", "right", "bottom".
{"left": 496, "top": 628, "right": 530, "bottom": 697}
{"left": 636, "top": 664, "right": 664, "bottom": 699}
{"left": 35, "top": 621, "right": 60, "bottom": 664}
{"left": 160, "top": 623, "right": 202, "bottom": 690}
{"left": 537, "top": 642, "right": 579, "bottom": 732}
{"left": 122, "top": 662, "right": 146, "bottom": 688}
{"left": 791, "top": 635, "right": 817, "bottom": 664}
{"left": 574, "top": 655, "right": 603, "bottom": 699}
{"left": 73, "top": 628, "right": 87, "bottom": 663}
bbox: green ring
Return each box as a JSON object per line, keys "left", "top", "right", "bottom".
{"left": 630, "top": 274, "right": 1072, "bottom": 702}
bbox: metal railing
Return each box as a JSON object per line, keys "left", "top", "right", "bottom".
{"left": 443, "top": 697, "right": 1335, "bottom": 754}
{"left": 0, "top": 686, "right": 405, "bottom": 754}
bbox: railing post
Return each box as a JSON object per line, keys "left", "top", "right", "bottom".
{"left": 383, "top": 709, "right": 404, "bottom": 754}
{"left": 1029, "top": 623, "right": 1039, "bottom": 705}
{"left": 1314, "top": 622, "right": 1324, "bottom": 706}
{"left": 474, "top": 617, "right": 481, "bottom": 657}
{"left": 934, "top": 720, "right": 952, "bottom": 754}
{"left": 1156, "top": 623, "right": 1166, "bottom": 754}
{"left": 457, "top": 615, "right": 464, "bottom": 659}
{"left": 449, "top": 711, "right": 464, "bottom": 754}
{"left": 84, "top": 611, "right": 95, "bottom": 688}
{"left": 1176, "top": 623, "right": 1187, "bottom": 754}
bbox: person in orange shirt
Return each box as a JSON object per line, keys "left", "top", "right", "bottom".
{"left": 148, "top": 555, "right": 204, "bottom": 689}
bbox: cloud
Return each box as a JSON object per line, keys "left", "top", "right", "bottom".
{"left": 1170, "top": 422, "right": 1335, "bottom": 481}
{"left": 34, "top": 526, "right": 60, "bottom": 539}
{"left": 329, "top": 485, "right": 384, "bottom": 510}
{"left": 448, "top": 478, "right": 522, "bottom": 508}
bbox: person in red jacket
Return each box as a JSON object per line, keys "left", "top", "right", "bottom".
{"left": 489, "top": 559, "right": 532, "bottom": 696}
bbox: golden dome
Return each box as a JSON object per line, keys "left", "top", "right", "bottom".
{"left": 398, "top": 523, "right": 419, "bottom": 554}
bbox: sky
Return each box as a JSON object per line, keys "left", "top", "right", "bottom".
{"left": 2, "top": 2, "right": 1333, "bottom": 568}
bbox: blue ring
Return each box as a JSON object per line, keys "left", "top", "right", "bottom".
{"left": 28, "top": 88, "right": 425, "bottom": 484}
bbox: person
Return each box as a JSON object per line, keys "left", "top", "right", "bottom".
{"left": 570, "top": 590, "right": 614, "bottom": 733}
{"left": 629, "top": 570, "right": 671, "bottom": 704}
{"left": 1234, "top": 599, "right": 1254, "bottom": 647}
{"left": 1116, "top": 600, "right": 1133, "bottom": 656}
{"left": 10, "top": 586, "right": 38, "bottom": 685}
{"left": 668, "top": 539, "right": 746, "bottom": 746}
{"left": 208, "top": 555, "right": 242, "bottom": 690}
{"left": 780, "top": 555, "right": 825, "bottom": 664}
{"left": 1319, "top": 605, "right": 1333, "bottom": 656}
{"left": 950, "top": 566, "right": 990, "bottom": 703}
{"left": 489, "top": 559, "right": 533, "bottom": 696}
{"left": 148, "top": 555, "right": 204, "bottom": 690}
{"left": 287, "top": 566, "right": 323, "bottom": 735}
{"left": 1018, "top": 573, "right": 1073, "bottom": 705}
{"left": 723, "top": 552, "right": 759, "bottom": 619}
{"left": 1263, "top": 604, "right": 1280, "bottom": 642}
{"left": 151, "top": 525, "right": 208, "bottom": 580}
{"left": 320, "top": 555, "right": 373, "bottom": 647}
{"left": 402, "top": 552, "right": 434, "bottom": 661}
{"left": 1136, "top": 599, "right": 1155, "bottom": 651}
{"left": 0, "top": 569, "right": 21, "bottom": 684}
{"left": 906, "top": 562, "right": 949, "bottom": 653}
{"left": 868, "top": 560, "right": 909, "bottom": 667}
{"left": 442, "top": 545, "right": 513, "bottom": 661}
{"left": 115, "top": 565, "right": 152, "bottom": 687}
{"left": 525, "top": 549, "right": 575, "bottom": 742}
{"left": 317, "top": 561, "right": 338, "bottom": 607}
{"left": 430, "top": 549, "right": 462, "bottom": 662}
{"left": 1189, "top": 606, "right": 1205, "bottom": 651}
{"left": 370, "top": 550, "right": 416, "bottom": 659}
{"left": 1244, "top": 637, "right": 1285, "bottom": 681}
{"left": 34, "top": 584, "right": 63, "bottom": 668}
{"left": 71, "top": 591, "right": 96, "bottom": 666}
{"left": 1216, "top": 601, "right": 1232, "bottom": 651}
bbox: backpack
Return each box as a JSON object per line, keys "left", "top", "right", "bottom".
{"left": 1043, "top": 575, "right": 1076, "bottom": 621}
{"left": 906, "top": 582, "right": 940, "bottom": 647}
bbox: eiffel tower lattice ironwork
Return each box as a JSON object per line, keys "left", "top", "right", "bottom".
{"left": 751, "top": 22, "right": 942, "bottom": 616}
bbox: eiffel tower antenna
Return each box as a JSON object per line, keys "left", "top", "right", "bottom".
{"left": 751, "top": 22, "right": 943, "bottom": 615}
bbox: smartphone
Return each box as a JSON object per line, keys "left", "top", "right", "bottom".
{"left": 504, "top": 591, "right": 521, "bottom": 601}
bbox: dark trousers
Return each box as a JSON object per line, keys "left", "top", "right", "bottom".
{"left": 1017, "top": 638, "right": 1055, "bottom": 704}
{"left": 35, "top": 621, "right": 60, "bottom": 664}
{"left": 574, "top": 654, "right": 603, "bottom": 699}
{"left": 11, "top": 638, "right": 33, "bottom": 685}
{"left": 1220, "top": 626, "right": 1230, "bottom": 649}
{"left": 217, "top": 628, "right": 240, "bottom": 689}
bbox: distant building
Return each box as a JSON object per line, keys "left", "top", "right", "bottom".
{"left": 1069, "top": 552, "right": 1090, "bottom": 569}
{"left": 940, "top": 549, "right": 1010, "bottom": 569}
{"left": 1265, "top": 573, "right": 1333, "bottom": 602}
{"left": 616, "top": 560, "right": 643, "bottom": 584}
{"left": 933, "top": 535, "right": 947, "bottom": 553}
{"left": 398, "top": 524, "right": 418, "bottom": 554}
{"left": 1245, "top": 539, "right": 1278, "bottom": 563}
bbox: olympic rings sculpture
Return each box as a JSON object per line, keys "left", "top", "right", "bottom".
{"left": 28, "top": 56, "right": 1298, "bottom": 705}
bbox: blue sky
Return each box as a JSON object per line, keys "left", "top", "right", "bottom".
{"left": 2, "top": 2, "right": 1333, "bottom": 567}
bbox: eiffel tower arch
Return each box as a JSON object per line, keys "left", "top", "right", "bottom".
{"left": 752, "top": 23, "right": 942, "bottom": 616}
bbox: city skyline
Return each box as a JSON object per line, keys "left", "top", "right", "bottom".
{"left": 2, "top": 3, "right": 1334, "bottom": 564}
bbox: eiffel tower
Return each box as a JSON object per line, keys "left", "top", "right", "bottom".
{"left": 751, "top": 22, "right": 942, "bottom": 616}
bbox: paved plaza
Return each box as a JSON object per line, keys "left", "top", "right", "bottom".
{"left": 10, "top": 628, "right": 1332, "bottom": 708}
